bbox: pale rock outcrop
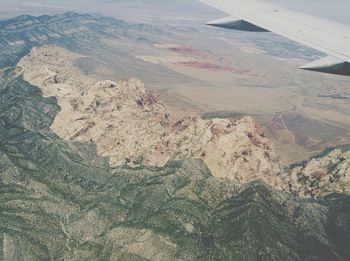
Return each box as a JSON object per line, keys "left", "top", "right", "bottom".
{"left": 19, "top": 45, "right": 283, "bottom": 188}
{"left": 282, "top": 149, "right": 350, "bottom": 196}
{"left": 17, "top": 45, "right": 350, "bottom": 197}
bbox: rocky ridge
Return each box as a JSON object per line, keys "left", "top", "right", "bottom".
{"left": 18, "top": 45, "right": 283, "bottom": 188}
{"left": 17, "top": 45, "right": 350, "bottom": 197}
{"left": 283, "top": 147, "right": 350, "bottom": 197}
{"left": 0, "top": 68, "right": 350, "bottom": 259}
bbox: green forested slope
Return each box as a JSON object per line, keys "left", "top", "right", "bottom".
{"left": 0, "top": 69, "right": 350, "bottom": 260}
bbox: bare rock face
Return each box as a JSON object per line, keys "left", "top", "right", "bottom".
{"left": 282, "top": 148, "right": 350, "bottom": 197}
{"left": 2, "top": 64, "right": 350, "bottom": 261}
{"left": 18, "top": 45, "right": 284, "bottom": 188}
{"left": 18, "top": 45, "right": 350, "bottom": 197}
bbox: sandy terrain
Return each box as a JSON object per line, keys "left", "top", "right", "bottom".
{"left": 130, "top": 31, "right": 350, "bottom": 163}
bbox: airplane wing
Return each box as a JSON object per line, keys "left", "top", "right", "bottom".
{"left": 200, "top": 0, "right": 350, "bottom": 76}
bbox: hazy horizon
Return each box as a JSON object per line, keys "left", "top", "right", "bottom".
{"left": 1, "top": 0, "right": 350, "bottom": 25}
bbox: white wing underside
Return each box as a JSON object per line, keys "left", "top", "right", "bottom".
{"left": 200, "top": 0, "right": 350, "bottom": 75}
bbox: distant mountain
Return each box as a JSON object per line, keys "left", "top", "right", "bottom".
{"left": 0, "top": 12, "right": 132, "bottom": 68}
{"left": 0, "top": 0, "right": 222, "bottom": 22}
{"left": 0, "top": 12, "right": 199, "bottom": 85}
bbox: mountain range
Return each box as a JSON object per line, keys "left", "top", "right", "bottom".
{"left": 0, "top": 12, "right": 350, "bottom": 260}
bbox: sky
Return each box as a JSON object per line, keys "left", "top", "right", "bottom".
{"left": 0, "top": 0, "right": 350, "bottom": 25}
{"left": 267, "top": 0, "right": 350, "bottom": 24}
